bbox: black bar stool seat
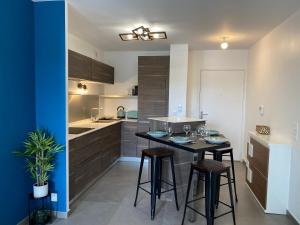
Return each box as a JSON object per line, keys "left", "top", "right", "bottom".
{"left": 134, "top": 147, "right": 179, "bottom": 220}
{"left": 181, "top": 160, "right": 236, "bottom": 225}
{"left": 205, "top": 148, "right": 238, "bottom": 202}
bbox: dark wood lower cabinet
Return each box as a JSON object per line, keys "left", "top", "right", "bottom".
{"left": 69, "top": 123, "right": 121, "bottom": 202}
{"left": 246, "top": 137, "right": 269, "bottom": 209}
{"left": 121, "top": 121, "right": 137, "bottom": 157}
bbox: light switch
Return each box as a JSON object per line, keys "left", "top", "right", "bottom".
{"left": 258, "top": 105, "right": 264, "bottom": 116}
{"left": 294, "top": 121, "right": 299, "bottom": 141}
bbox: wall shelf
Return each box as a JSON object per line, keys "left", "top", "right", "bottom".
{"left": 100, "top": 94, "right": 138, "bottom": 99}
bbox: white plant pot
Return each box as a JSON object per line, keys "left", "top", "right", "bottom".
{"left": 33, "top": 182, "right": 48, "bottom": 198}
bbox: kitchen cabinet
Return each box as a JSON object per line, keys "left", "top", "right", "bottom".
{"left": 138, "top": 56, "right": 169, "bottom": 121}
{"left": 69, "top": 123, "right": 121, "bottom": 202}
{"left": 92, "top": 59, "right": 114, "bottom": 84}
{"left": 245, "top": 131, "right": 291, "bottom": 214}
{"left": 121, "top": 121, "right": 137, "bottom": 157}
{"left": 137, "top": 56, "right": 169, "bottom": 155}
{"left": 68, "top": 50, "right": 92, "bottom": 80}
{"left": 68, "top": 50, "right": 114, "bottom": 84}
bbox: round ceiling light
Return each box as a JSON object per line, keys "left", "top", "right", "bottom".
{"left": 220, "top": 37, "right": 229, "bottom": 50}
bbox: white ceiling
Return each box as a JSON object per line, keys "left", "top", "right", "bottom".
{"left": 68, "top": 0, "right": 300, "bottom": 51}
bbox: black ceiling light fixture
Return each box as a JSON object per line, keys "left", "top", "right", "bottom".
{"left": 119, "top": 26, "right": 167, "bottom": 41}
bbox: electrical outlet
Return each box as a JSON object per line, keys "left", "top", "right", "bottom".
{"left": 247, "top": 168, "right": 253, "bottom": 183}
{"left": 51, "top": 193, "right": 58, "bottom": 202}
{"left": 248, "top": 143, "right": 254, "bottom": 158}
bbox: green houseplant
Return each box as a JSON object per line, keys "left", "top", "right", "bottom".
{"left": 15, "top": 129, "right": 63, "bottom": 198}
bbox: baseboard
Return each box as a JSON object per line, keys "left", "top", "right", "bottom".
{"left": 287, "top": 210, "right": 300, "bottom": 225}
{"left": 54, "top": 211, "right": 68, "bottom": 219}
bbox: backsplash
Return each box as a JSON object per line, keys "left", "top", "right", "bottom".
{"left": 68, "top": 95, "right": 99, "bottom": 123}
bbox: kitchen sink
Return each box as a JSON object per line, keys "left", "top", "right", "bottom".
{"left": 69, "top": 127, "right": 94, "bottom": 134}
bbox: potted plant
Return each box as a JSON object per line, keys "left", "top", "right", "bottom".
{"left": 15, "top": 129, "right": 63, "bottom": 198}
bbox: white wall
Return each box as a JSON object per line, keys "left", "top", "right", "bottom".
{"left": 187, "top": 50, "right": 248, "bottom": 118}
{"left": 68, "top": 33, "right": 104, "bottom": 61}
{"left": 169, "top": 44, "right": 189, "bottom": 116}
{"left": 246, "top": 9, "right": 300, "bottom": 222}
{"left": 102, "top": 51, "right": 169, "bottom": 117}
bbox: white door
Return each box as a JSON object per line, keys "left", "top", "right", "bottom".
{"left": 200, "top": 70, "right": 245, "bottom": 160}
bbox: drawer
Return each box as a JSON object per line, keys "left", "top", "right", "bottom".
{"left": 246, "top": 165, "right": 268, "bottom": 209}
{"left": 248, "top": 138, "right": 269, "bottom": 178}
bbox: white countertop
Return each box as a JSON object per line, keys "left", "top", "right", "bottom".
{"left": 69, "top": 118, "right": 137, "bottom": 140}
{"left": 148, "top": 116, "right": 205, "bottom": 123}
{"left": 249, "top": 131, "right": 291, "bottom": 148}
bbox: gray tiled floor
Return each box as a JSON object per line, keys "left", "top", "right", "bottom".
{"left": 54, "top": 161, "right": 295, "bottom": 225}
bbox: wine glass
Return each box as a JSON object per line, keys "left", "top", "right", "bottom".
{"left": 162, "top": 122, "right": 168, "bottom": 132}
{"left": 197, "top": 124, "right": 207, "bottom": 137}
{"left": 167, "top": 126, "right": 173, "bottom": 137}
{"left": 183, "top": 124, "right": 191, "bottom": 136}
{"left": 190, "top": 131, "right": 197, "bottom": 143}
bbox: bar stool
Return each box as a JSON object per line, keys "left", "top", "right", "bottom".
{"left": 181, "top": 160, "right": 236, "bottom": 225}
{"left": 204, "top": 148, "right": 238, "bottom": 202}
{"left": 134, "top": 148, "right": 179, "bottom": 220}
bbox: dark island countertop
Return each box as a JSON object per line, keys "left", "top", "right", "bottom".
{"left": 135, "top": 132, "right": 230, "bottom": 154}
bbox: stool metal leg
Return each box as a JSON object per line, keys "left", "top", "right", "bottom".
{"left": 205, "top": 173, "right": 213, "bottom": 225}
{"left": 214, "top": 153, "right": 222, "bottom": 208}
{"left": 134, "top": 154, "right": 145, "bottom": 207}
{"left": 151, "top": 157, "right": 158, "bottom": 220}
{"left": 210, "top": 173, "right": 217, "bottom": 225}
{"left": 157, "top": 158, "right": 162, "bottom": 199}
{"left": 227, "top": 170, "right": 236, "bottom": 225}
{"left": 230, "top": 151, "right": 238, "bottom": 202}
{"left": 181, "top": 166, "right": 194, "bottom": 225}
{"left": 170, "top": 155, "right": 179, "bottom": 210}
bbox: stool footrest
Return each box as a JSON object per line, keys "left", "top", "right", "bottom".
{"left": 186, "top": 205, "right": 206, "bottom": 218}
{"left": 186, "top": 198, "right": 234, "bottom": 220}
{"left": 137, "top": 180, "right": 176, "bottom": 195}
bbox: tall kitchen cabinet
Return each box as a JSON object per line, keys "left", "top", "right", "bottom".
{"left": 137, "top": 56, "right": 170, "bottom": 155}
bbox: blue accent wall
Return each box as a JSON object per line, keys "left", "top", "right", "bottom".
{"left": 34, "top": 1, "right": 67, "bottom": 213}
{"left": 0, "top": 0, "right": 35, "bottom": 224}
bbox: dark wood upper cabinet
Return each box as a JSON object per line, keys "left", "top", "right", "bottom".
{"left": 68, "top": 50, "right": 92, "bottom": 80}
{"left": 138, "top": 56, "right": 170, "bottom": 121}
{"left": 68, "top": 50, "right": 114, "bottom": 84}
{"left": 92, "top": 59, "right": 114, "bottom": 84}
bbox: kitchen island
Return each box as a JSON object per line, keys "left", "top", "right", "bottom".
{"left": 136, "top": 116, "right": 229, "bottom": 222}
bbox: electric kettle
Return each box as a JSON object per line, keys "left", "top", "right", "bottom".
{"left": 117, "top": 106, "right": 126, "bottom": 119}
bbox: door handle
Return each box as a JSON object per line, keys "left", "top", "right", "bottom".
{"left": 200, "top": 111, "right": 208, "bottom": 119}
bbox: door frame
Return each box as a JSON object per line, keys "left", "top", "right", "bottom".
{"left": 199, "top": 69, "right": 247, "bottom": 160}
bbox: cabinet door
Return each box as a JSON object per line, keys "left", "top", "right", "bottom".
{"left": 92, "top": 60, "right": 114, "bottom": 84}
{"left": 68, "top": 50, "right": 92, "bottom": 80}
{"left": 138, "top": 56, "right": 169, "bottom": 121}
{"left": 121, "top": 122, "right": 137, "bottom": 157}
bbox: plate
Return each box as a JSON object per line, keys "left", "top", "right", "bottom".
{"left": 207, "top": 130, "right": 219, "bottom": 136}
{"left": 147, "top": 131, "right": 168, "bottom": 138}
{"left": 169, "top": 136, "right": 192, "bottom": 144}
{"left": 204, "top": 136, "right": 228, "bottom": 144}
